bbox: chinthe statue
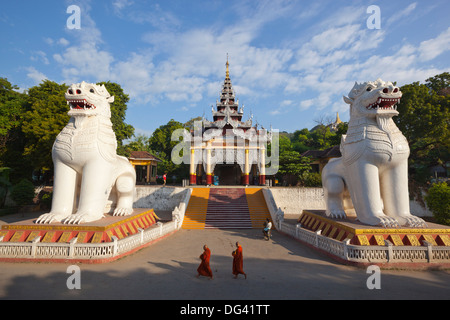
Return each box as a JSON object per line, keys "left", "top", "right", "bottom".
{"left": 322, "top": 79, "right": 426, "bottom": 228}
{"left": 36, "top": 82, "right": 136, "bottom": 225}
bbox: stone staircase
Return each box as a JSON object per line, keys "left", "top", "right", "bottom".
{"left": 181, "top": 188, "right": 209, "bottom": 229}
{"left": 182, "top": 187, "right": 271, "bottom": 229}
{"left": 205, "top": 188, "right": 252, "bottom": 229}
{"left": 245, "top": 188, "right": 273, "bottom": 228}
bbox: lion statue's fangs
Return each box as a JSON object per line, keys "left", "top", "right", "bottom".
{"left": 321, "top": 79, "right": 426, "bottom": 228}
{"left": 36, "top": 82, "right": 136, "bottom": 225}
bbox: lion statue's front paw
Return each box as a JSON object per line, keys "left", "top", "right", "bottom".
{"left": 327, "top": 209, "right": 347, "bottom": 220}
{"left": 113, "top": 207, "right": 133, "bottom": 217}
{"left": 62, "top": 212, "right": 104, "bottom": 225}
{"left": 36, "top": 212, "right": 70, "bottom": 224}
{"left": 378, "top": 216, "right": 400, "bottom": 228}
{"left": 358, "top": 215, "right": 400, "bottom": 228}
{"left": 399, "top": 215, "right": 428, "bottom": 228}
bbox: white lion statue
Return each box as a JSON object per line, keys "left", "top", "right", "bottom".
{"left": 322, "top": 79, "right": 426, "bottom": 227}
{"left": 36, "top": 82, "right": 136, "bottom": 224}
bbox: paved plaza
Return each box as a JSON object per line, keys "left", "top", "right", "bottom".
{"left": 0, "top": 226, "right": 449, "bottom": 300}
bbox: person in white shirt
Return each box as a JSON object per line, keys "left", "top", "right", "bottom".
{"left": 263, "top": 218, "right": 272, "bottom": 240}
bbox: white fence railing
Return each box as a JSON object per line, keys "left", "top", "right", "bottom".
{"left": 0, "top": 187, "right": 193, "bottom": 262}
{"left": 262, "top": 188, "right": 450, "bottom": 265}
{"left": 0, "top": 221, "right": 178, "bottom": 262}
{"left": 279, "top": 221, "right": 450, "bottom": 264}
{"left": 1, "top": 186, "right": 447, "bottom": 265}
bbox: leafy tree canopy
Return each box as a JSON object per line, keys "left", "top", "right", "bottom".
{"left": 0, "top": 78, "right": 27, "bottom": 156}
{"left": 98, "top": 81, "right": 134, "bottom": 150}
{"left": 22, "top": 80, "right": 69, "bottom": 171}
{"left": 1, "top": 79, "right": 135, "bottom": 173}
{"left": 395, "top": 72, "right": 450, "bottom": 182}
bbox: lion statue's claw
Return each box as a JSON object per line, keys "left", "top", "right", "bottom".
{"left": 378, "top": 216, "right": 400, "bottom": 228}
{"left": 35, "top": 213, "right": 68, "bottom": 224}
{"left": 113, "top": 207, "right": 133, "bottom": 217}
{"left": 328, "top": 210, "right": 347, "bottom": 220}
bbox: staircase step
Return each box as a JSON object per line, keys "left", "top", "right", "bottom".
{"left": 204, "top": 188, "right": 250, "bottom": 229}
{"left": 182, "top": 188, "right": 210, "bottom": 229}
{"left": 182, "top": 187, "right": 272, "bottom": 230}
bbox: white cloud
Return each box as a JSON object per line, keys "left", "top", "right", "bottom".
{"left": 314, "top": 5, "right": 366, "bottom": 30}
{"left": 139, "top": 18, "right": 297, "bottom": 105}
{"left": 39, "top": 1, "right": 448, "bottom": 130}
{"left": 26, "top": 67, "right": 48, "bottom": 84}
{"left": 386, "top": 2, "right": 417, "bottom": 27}
{"left": 58, "top": 38, "right": 70, "bottom": 46}
{"left": 53, "top": 44, "right": 114, "bottom": 84}
{"left": 269, "top": 100, "right": 293, "bottom": 115}
{"left": 291, "top": 25, "right": 385, "bottom": 73}
{"left": 280, "top": 2, "right": 448, "bottom": 123}
{"left": 310, "top": 24, "right": 360, "bottom": 54}
{"left": 113, "top": 0, "right": 134, "bottom": 11}
{"left": 52, "top": 1, "right": 114, "bottom": 84}
{"left": 419, "top": 27, "right": 450, "bottom": 61}
{"left": 44, "top": 37, "right": 54, "bottom": 45}
{"left": 30, "top": 51, "right": 49, "bottom": 65}
{"left": 110, "top": 52, "right": 154, "bottom": 101}
{"left": 113, "top": 1, "right": 180, "bottom": 30}
{"left": 299, "top": 99, "right": 314, "bottom": 110}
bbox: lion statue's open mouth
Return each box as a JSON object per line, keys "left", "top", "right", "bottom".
{"left": 366, "top": 96, "right": 400, "bottom": 110}
{"left": 67, "top": 98, "right": 96, "bottom": 110}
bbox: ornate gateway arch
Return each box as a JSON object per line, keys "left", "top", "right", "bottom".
{"left": 188, "top": 59, "right": 273, "bottom": 186}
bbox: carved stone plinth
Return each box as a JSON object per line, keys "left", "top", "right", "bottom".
{"left": 298, "top": 210, "right": 450, "bottom": 247}
{"left": 1, "top": 209, "right": 159, "bottom": 244}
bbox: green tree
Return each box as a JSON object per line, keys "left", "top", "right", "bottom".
{"left": 425, "top": 182, "right": 450, "bottom": 225}
{"left": 290, "top": 123, "right": 346, "bottom": 154}
{"left": 395, "top": 72, "right": 450, "bottom": 182}
{"left": 148, "top": 119, "right": 188, "bottom": 178}
{"left": 278, "top": 150, "right": 312, "bottom": 185}
{"left": 270, "top": 135, "right": 311, "bottom": 185}
{"left": 149, "top": 119, "right": 186, "bottom": 159}
{"left": 123, "top": 134, "right": 153, "bottom": 156}
{"left": 21, "top": 80, "right": 69, "bottom": 171}
{"left": 10, "top": 179, "right": 35, "bottom": 206}
{"left": 97, "top": 81, "right": 134, "bottom": 152}
{"left": 309, "top": 125, "right": 335, "bottom": 149}
{"left": 20, "top": 80, "right": 135, "bottom": 172}
{"left": 184, "top": 116, "right": 203, "bottom": 130}
{"left": 291, "top": 128, "right": 311, "bottom": 153}
{"left": 425, "top": 72, "right": 450, "bottom": 93}
{"left": 328, "top": 122, "right": 348, "bottom": 146}
{"left": 0, "top": 78, "right": 27, "bottom": 165}
{"left": 0, "top": 168, "right": 12, "bottom": 208}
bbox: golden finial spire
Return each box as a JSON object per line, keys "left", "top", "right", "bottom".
{"left": 226, "top": 53, "right": 230, "bottom": 79}
{"left": 336, "top": 112, "right": 342, "bottom": 124}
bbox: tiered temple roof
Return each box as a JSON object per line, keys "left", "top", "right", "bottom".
{"left": 189, "top": 57, "right": 272, "bottom": 186}
{"left": 202, "top": 58, "right": 253, "bottom": 132}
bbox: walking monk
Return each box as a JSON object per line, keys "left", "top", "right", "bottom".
{"left": 232, "top": 242, "right": 247, "bottom": 279}
{"left": 197, "top": 245, "right": 213, "bottom": 279}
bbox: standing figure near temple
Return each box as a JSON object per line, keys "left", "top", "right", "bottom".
{"left": 197, "top": 245, "right": 213, "bottom": 279}
{"left": 232, "top": 242, "right": 247, "bottom": 279}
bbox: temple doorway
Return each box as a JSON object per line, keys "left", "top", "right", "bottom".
{"left": 215, "top": 164, "right": 242, "bottom": 185}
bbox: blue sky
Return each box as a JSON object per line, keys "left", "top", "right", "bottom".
{"left": 1, "top": 0, "right": 449, "bottom": 136}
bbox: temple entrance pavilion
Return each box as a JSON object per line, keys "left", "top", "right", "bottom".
{"left": 215, "top": 164, "right": 241, "bottom": 185}
{"left": 128, "top": 151, "right": 161, "bottom": 185}
{"left": 189, "top": 58, "right": 272, "bottom": 186}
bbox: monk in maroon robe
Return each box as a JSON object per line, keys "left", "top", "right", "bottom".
{"left": 232, "top": 242, "right": 247, "bottom": 279}
{"left": 197, "top": 245, "right": 213, "bottom": 279}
